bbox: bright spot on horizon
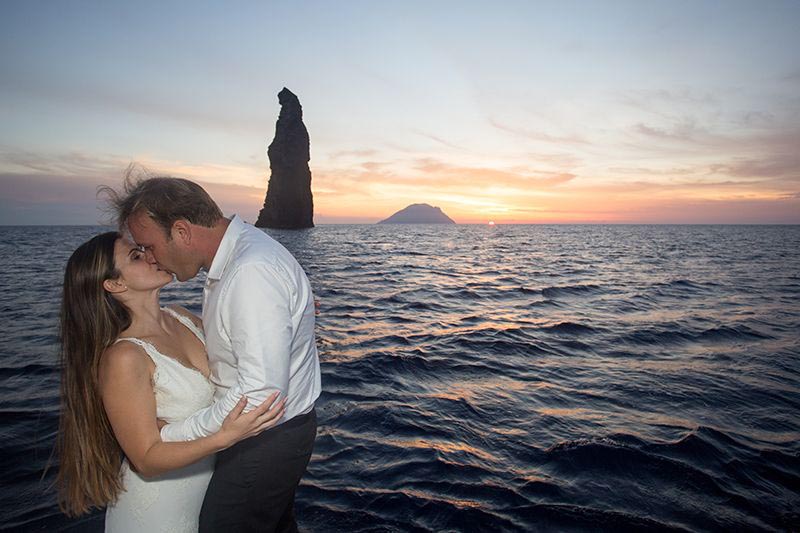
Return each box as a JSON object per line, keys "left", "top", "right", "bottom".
{"left": 488, "top": 221, "right": 496, "bottom": 226}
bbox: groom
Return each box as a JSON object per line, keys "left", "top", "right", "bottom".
{"left": 110, "top": 176, "right": 321, "bottom": 532}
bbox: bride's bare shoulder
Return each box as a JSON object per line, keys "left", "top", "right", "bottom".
{"left": 99, "top": 341, "right": 155, "bottom": 386}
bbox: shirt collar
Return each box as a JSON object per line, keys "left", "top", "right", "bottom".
{"left": 207, "top": 214, "right": 244, "bottom": 281}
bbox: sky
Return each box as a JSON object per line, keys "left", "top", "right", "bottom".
{"left": 1, "top": 0, "right": 799, "bottom": 224}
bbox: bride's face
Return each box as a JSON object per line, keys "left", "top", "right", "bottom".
{"left": 109, "top": 236, "right": 174, "bottom": 293}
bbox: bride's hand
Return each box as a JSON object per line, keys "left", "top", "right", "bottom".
{"left": 217, "top": 392, "right": 286, "bottom": 449}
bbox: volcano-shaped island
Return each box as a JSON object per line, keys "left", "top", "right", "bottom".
{"left": 377, "top": 204, "right": 456, "bottom": 224}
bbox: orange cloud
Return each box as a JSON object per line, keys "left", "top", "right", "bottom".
{"left": 2, "top": 147, "right": 798, "bottom": 225}
{"left": 309, "top": 154, "right": 800, "bottom": 223}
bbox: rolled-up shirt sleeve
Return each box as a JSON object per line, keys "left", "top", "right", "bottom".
{"left": 160, "top": 263, "right": 294, "bottom": 442}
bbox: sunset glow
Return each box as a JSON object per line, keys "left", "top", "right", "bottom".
{"left": 1, "top": 2, "right": 798, "bottom": 224}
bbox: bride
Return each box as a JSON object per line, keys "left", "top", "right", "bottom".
{"left": 55, "top": 231, "right": 286, "bottom": 531}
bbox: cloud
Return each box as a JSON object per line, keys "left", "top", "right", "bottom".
{"left": 312, "top": 148, "right": 800, "bottom": 222}
{"left": 633, "top": 118, "right": 705, "bottom": 142}
{"left": 0, "top": 147, "right": 267, "bottom": 188}
{"left": 619, "top": 88, "right": 718, "bottom": 111}
{"left": 411, "top": 130, "right": 466, "bottom": 151}
{"left": 410, "top": 158, "right": 576, "bottom": 189}
{"left": 304, "top": 156, "right": 582, "bottom": 223}
{"left": 525, "top": 152, "right": 581, "bottom": 168}
{"left": 315, "top": 157, "right": 575, "bottom": 196}
{"left": 629, "top": 197, "right": 800, "bottom": 224}
{"left": 620, "top": 115, "right": 800, "bottom": 182}
{"left": 573, "top": 175, "right": 797, "bottom": 200}
{"left": 0, "top": 172, "right": 114, "bottom": 225}
{"left": 489, "top": 118, "right": 589, "bottom": 145}
{"left": 191, "top": 180, "right": 265, "bottom": 222}
{"left": 329, "top": 149, "right": 378, "bottom": 159}
{"left": 0, "top": 171, "right": 267, "bottom": 225}
{"left": 609, "top": 153, "right": 800, "bottom": 184}
{"left": 0, "top": 148, "right": 271, "bottom": 224}
{"left": 3, "top": 142, "right": 798, "bottom": 225}
{"left": 741, "top": 111, "right": 776, "bottom": 127}
{"left": 0, "top": 72, "right": 272, "bottom": 135}
{"left": 360, "top": 161, "right": 390, "bottom": 172}
{"left": 782, "top": 69, "right": 800, "bottom": 83}
{"left": 709, "top": 154, "right": 800, "bottom": 180}
{"left": 0, "top": 148, "right": 130, "bottom": 177}
{"left": 0, "top": 172, "right": 105, "bottom": 205}
{"left": 607, "top": 166, "right": 699, "bottom": 176}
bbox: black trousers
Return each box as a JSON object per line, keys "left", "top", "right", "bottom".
{"left": 199, "top": 409, "right": 317, "bottom": 533}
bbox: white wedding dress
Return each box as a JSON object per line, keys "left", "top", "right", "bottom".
{"left": 105, "top": 307, "right": 216, "bottom": 533}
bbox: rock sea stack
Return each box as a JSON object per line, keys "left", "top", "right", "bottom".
{"left": 256, "top": 87, "right": 314, "bottom": 229}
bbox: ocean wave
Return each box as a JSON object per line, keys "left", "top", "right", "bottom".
{"left": 541, "top": 322, "right": 600, "bottom": 335}
{"left": 621, "top": 324, "right": 773, "bottom": 345}
{"left": 541, "top": 284, "right": 604, "bottom": 299}
{"left": 4, "top": 224, "right": 800, "bottom": 531}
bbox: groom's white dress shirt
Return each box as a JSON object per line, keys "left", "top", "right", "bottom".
{"left": 160, "top": 214, "right": 322, "bottom": 442}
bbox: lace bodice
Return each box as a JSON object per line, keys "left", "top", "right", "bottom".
{"left": 105, "top": 307, "right": 216, "bottom": 532}
{"left": 114, "top": 307, "right": 215, "bottom": 423}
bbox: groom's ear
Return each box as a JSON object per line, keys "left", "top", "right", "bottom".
{"left": 171, "top": 220, "right": 192, "bottom": 246}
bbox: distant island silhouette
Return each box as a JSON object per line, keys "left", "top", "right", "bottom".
{"left": 377, "top": 203, "right": 456, "bottom": 224}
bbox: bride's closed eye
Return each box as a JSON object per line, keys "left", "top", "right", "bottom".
{"left": 128, "top": 246, "right": 146, "bottom": 261}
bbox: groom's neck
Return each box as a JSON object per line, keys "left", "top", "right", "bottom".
{"left": 197, "top": 217, "right": 231, "bottom": 272}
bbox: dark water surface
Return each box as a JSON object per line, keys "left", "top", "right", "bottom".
{"left": 1, "top": 224, "right": 799, "bottom": 532}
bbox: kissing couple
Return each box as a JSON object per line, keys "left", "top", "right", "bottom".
{"left": 56, "top": 175, "right": 322, "bottom": 532}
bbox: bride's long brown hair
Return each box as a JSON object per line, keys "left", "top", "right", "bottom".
{"left": 56, "top": 231, "right": 131, "bottom": 516}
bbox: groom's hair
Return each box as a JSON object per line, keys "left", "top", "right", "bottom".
{"left": 101, "top": 165, "right": 223, "bottom": 237}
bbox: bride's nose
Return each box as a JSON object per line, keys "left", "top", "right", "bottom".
{"left": 144, "top": 250, "right": 157, "bottom": 264}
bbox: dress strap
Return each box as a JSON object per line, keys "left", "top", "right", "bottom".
{"left": 114, "top": 337, "right": 165, "bottom": 365}
{"left": 162, "top": 307, "right": 206, "bottom": 345}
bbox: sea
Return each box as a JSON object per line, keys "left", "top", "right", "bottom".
{"left": 1, "top": 224, "right": 798, "bottom": 532}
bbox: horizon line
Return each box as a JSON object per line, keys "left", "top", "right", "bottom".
{"left": 2, "top": 222, "right": 799, "bottom": 227}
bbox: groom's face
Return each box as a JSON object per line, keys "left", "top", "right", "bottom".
{"left": 127, "top": 212, "right": 194, "bottom": 281}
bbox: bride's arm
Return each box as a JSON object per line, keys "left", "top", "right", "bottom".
{"left": 98, "top": 342, "right": 285, "bottom": 479}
